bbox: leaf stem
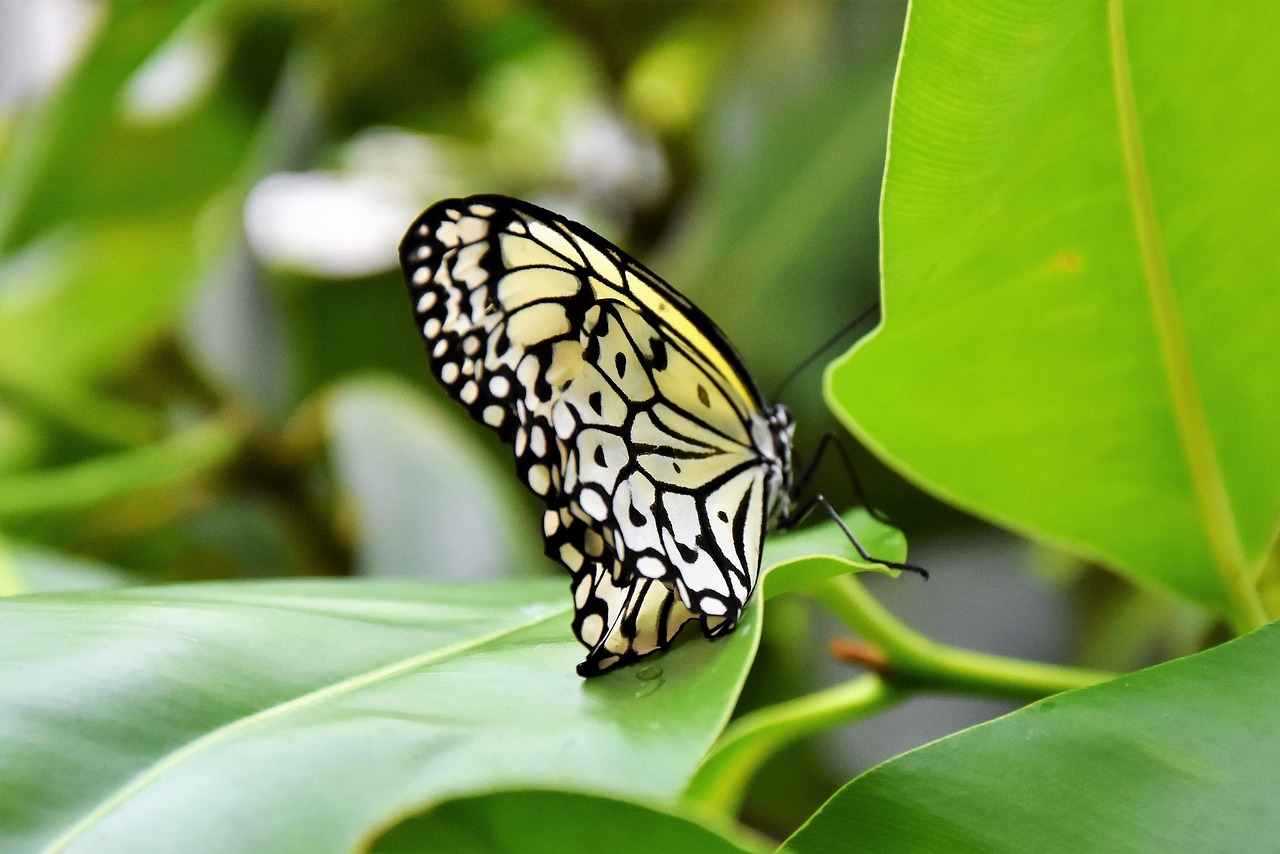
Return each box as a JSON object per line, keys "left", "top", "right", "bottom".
{"left": 688, "top": 573, "right": 1116, "bottom": 818}
{"left": 812, "top": 574, "right": 1116, "bottom": 701}
{"left": 684, "top": 675, "right": 900, "bottom": 817}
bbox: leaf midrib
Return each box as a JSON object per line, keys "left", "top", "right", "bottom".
{"left": 1107, "top": 0, "right": 1266, "bottom": 630}
{"left": 39, "top": 602, "right": 570, "bottom": 854}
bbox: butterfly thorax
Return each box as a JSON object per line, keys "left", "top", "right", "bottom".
{"left": 759, "top": 402, "right": 797, "bottom": 529}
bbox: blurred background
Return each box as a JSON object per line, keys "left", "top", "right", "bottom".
{"left": 0, "top": 0, "right": 1208, "bottom": 838}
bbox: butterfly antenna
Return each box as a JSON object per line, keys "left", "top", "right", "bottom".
{"left": 770, "top": 302, "right": 880, "bottom": 402}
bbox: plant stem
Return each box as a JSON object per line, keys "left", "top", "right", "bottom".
{"left": 686, "top": 574, "right": 1119, "bottom": 819}
{"left": 684, "top": 675, "right": 900, "bottom": 817}
{"left": 812, "top": 574, "right": 1117, "bottom": 702}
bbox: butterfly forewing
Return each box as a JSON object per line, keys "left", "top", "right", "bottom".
{"left": 400, "top": 195, "right": 792, "bottom": 675}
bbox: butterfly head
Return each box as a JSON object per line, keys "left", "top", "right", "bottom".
{"left": 762, "top": 403, "right": 796, "bottom": 526}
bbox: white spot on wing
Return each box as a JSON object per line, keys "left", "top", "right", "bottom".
{"left": 580, "top": 490, "right": 608, "bottom": 522}
{"left": 527, "top": 465, "right": 550, "bottom": 495}
{"left": 559, "top": 542, "right": 584, "bottom": 571}
{"left": 530, "top": 425, "right": 548, "bottom": 457}
{"left": 497, "top": 267, "right": 579, "bottom": 309}
{"left": 457, "top": 215, "right": 487, "bottom": 243}
{"left": 637, "top": 556, "right": 666, "bottom": 579}
{"left": 506, "top": 303, "right": 571, "bottom": 345}
{"left": 452, "top": 241, "right": 487, "bottom": 277}
{"left": 580, "top": 613, "right": 604, "bottom": 646}
{"left": 552, "top": 403, "right": 577, "bottom": 440}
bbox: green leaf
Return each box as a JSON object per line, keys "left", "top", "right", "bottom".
{"left": 0, "top": 420, "right": 239, "bottom": 519}
{"left": 324, "top": 377, "right": 543, "bottom": 579}
{"left": 0, "top": 0, "right": 208, "bottom": 248}
{"left": 829, "top": 1, "right": 1280, "bottom": 623}
{"left": 784, "top": 620, "right": 1280, "bottom": 853}
{"left": 368, "top": 789, "right": 768, "bottom": 854}
{"left": 0, "top": 222, "right": 200, "bottom": 385}
{"left": 0, "top": 578, "right": 759, "bottom": 853}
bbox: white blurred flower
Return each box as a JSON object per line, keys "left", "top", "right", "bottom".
{"left": 343, "top": 127, "right": 467, "bottom": 201}
{"left": 244, "top": 172, "right": 422, "bottom": 279}
{"left": 562, "top": 105, "right": 669, "bottom": 208}
{"left": 0, "top": 0, "right": 101, "bottom": 112}
{"left": 244, "top": 131, "right": 473, "bottom": 278}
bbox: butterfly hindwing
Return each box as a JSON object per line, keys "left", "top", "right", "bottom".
{"left": 401, "top": 195, "right": 793, "bottom": 675}
{"left": 548, "top": 510, "right": 697, "bottom": 676}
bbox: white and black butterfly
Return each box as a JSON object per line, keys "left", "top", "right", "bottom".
{"left": 400, "top": 195, "right": 908, "bottom": 676}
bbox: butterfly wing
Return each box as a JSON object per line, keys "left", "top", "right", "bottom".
{"left": 552, "top": 511, "right": 698, "bottom": 676}
{"left": 400, "top": 195, "right": 787, "bottom": 674}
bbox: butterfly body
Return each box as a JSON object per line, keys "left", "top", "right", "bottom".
{"left": 400, "top": 195, "right": 794, "bottom": 675}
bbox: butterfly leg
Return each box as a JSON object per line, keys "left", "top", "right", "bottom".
{"left": 791, "top": 431, "right": 895, "bottom": 527}
{"left": 780, "top": 495, "right": 929, "bottom": 580}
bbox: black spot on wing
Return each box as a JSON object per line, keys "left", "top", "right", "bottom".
{"left": 650, "top": 337, "right": 668, "bottom": 370}
{"left": 675, "top": 540, "right": 698, "bottom": 564}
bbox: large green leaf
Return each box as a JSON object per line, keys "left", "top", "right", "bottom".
{"left": 0, "top": 579, "right": 758, "bottom": 853}
{"left": 829, "top": 1, "right": 1280, "bottom": 618}
{"left": 369, "top": 789, "right": 766, "bottom": 854}
{"left": 785, "top": 620, "right": 1280, "bottom": 853}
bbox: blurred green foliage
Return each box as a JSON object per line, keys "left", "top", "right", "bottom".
{"left": 0, "top": 0, "right": 920, "bottom": 583}
{"left": 0, "top": 0, "right": 916, "bottom": 834}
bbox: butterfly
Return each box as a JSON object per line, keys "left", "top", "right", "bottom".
{"left": 399, "top": 194, "right": 799, "bottom": 676}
